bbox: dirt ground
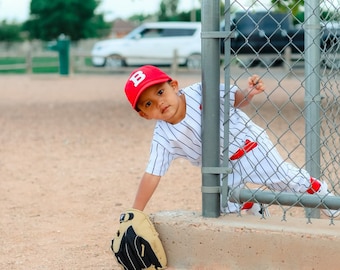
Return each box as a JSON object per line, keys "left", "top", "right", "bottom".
{"left": 0, "top": 70, "right": 311, "bottom": 269}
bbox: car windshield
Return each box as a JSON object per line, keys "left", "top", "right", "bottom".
{"left": 123, "top": 25, "right": 145, "bottom": 39}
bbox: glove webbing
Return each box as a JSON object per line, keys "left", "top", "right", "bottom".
{"left": 111, "top": 226, "right": 163, "bottom": 270}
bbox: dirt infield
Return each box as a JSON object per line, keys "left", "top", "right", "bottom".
{"left": 0, "top": 71, "right": 309, "bottom": 269}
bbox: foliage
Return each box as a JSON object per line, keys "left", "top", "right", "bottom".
{"left": 23, "top": 0, "right": 111, "bottom": 41}
{"left": 321, "top": 10, "right": 340, "bottom": 22}
{"left": 128, "top": 14, "right": 155, "bottom": 23}
{"left": 117, "top": 0, "right": 224, "bottom": 24}
{"left": 0, "top": 21, "right": 24, "bottom": 42}
{"left": 271, "top": 0, "right": 304, "bottom": 16}
{"left": 271, "top": 0, "right": 340, "bottom": 24}
{"left": 155, "top": 0, "right": 224, "bottom": 22}
{"left": 158, "top": 0, "right": 180, "bottom": 21}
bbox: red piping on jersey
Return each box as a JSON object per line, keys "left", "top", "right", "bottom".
{"left": 230, "top": 139, "right": 258, "bottom": 160}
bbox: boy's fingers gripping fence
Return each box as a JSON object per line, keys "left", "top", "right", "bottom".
{"left": 111, "top": 209, "right": 167, "bottom": 270}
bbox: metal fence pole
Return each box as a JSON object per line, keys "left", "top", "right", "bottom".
{"left": 230, "top": 188, "right": 340, "bottom": 212}
{"left": 221, "top": 0, "right": 232, "bottom": 212}
{"left": 201, "top": 0, "right": 221, "bottom": 217}
{"left": 304, "top": 0, "right": 322, "bottom": 218}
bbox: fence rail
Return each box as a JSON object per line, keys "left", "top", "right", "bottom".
{"left": 0, "top": 50, "right": 191, "bottom": 74}
{"left": 2, "top": 46, "right": 338, "bottom": 75}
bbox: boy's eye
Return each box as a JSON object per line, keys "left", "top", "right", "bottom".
{"left": 157, "top": 89, "right": 164, "bottom": 95}
{"left": 145, "top": 101, "right": 152, "bottom": 108}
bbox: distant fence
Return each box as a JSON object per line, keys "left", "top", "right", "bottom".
{"left": 1, "top": 39, "right": 333, "bottom": 75}
{"left": 0, "top": 40, "right": 193, "bottom": 75}
{"left": 0, "top": 39, "right": 101, "bottom": 74}
{"left": 0, "top": 51, "right": 58, "bottom": 72}
{"left": 0, "top": 50, "right": 188, "bottom": 75}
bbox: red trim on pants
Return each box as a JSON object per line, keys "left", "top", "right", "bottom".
{"left": 307, "top": 177, "right": 321, "bottom": 194}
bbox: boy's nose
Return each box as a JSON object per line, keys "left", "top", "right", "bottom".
{"left": 158, "top": 99, "right": 164, "bottom": 107}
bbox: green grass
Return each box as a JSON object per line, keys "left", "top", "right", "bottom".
{"left": 84, "top": 57, "right": 93, "bottom": 66}
{"left": 0, "top": 56, "right": 100, "bottom": 74}
{"left": 0, "top": 57, "right": 25, "bottom": 64}
{"left": 0, "top": 57, "right": 26, "bottom": 74}
{"left": 0, "top": 56, "right": 59, "bottom": 74}
{"left": 32, "top": 57, "right": 59, "bottom": 73}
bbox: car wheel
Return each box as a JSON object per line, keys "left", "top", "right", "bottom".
{"left": 105, "top": 54, "right": 125, "bottom": 68}
{"left": 186, "top": 54, "right": 201, "bottom": 70}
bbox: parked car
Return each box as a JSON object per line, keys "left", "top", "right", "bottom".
{"left": 91, "top": 22, "right": 202, "bottom": 69}
{"left": 221, "top": 11, "right": 295, "bottom": 55}
{"left": 220, "top": 11, "right": 340, "bottom": 69}
{"left": 320, "top": 21, "right": 340, "bottom": 69}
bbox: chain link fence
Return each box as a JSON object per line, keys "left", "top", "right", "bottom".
{"left": 219, "top": 0, "right": 340, "bottom": 222}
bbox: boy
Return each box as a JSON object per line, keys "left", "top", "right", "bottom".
{"left": 124, "top": 65, "right": 338, "bottom": 217}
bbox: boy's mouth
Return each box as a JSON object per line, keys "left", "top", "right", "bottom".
{"left": 161, "top": 105, "right": 170, "bottom": 114}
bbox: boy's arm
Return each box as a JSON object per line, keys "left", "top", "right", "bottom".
{"left": 234, "top": 74, "right": 265, "bottom": 108}
{"left": 132, "top": 172, "right": 161, "bottom": 211}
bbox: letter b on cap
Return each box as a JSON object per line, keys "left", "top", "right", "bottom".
{"left": 129, "top": 71, "right": 146, "bottom": 87}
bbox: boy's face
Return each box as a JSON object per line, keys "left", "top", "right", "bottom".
{"left": 136, "top": 80, "right": 185, "bottom": 124}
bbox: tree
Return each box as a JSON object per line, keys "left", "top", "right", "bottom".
{"left": 156, "top": 0, "right": 223, "bottom": 22}
{"left": 0, "top": 21, "right": 24, "bottom": 42}
{"left": 23, "top": 0, "right": 111, "bottom": 41}
{"left": 158, "top": 0, "right": 180, "bottom": 21}
{"left": 271, "top": 0, "right": 304, "bottom": 17}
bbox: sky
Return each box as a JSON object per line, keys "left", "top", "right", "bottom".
{"left": 0, "top": 0, "right": 201, "bottom": 23}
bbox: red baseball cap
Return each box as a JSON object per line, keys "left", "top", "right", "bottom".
{"left": 124, "top": 65, "right": 172, "bottom": 110}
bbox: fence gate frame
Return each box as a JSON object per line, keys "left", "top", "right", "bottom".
{"left": 201, "top": 0, "right": 340, "bottom": 219}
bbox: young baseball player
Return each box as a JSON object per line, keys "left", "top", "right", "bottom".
{"left": 124, "top": 65, "right": 339, "bottom": 217}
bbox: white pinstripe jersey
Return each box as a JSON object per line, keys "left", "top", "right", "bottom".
{"left": 145, "top": 82, "right": 263, "bottom": 176}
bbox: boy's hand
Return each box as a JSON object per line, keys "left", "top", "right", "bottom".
{"left": 248, "top": 75, "right": 265, "bottom": 96}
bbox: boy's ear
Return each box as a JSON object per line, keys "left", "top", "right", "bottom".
{"left": 170, "top": 80, "right": 179, "bottom": 92}
{"left": 138, "top": 111, "right": 151, "bottom": 120}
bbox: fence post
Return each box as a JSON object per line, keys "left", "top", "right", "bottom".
{"left": 304, "top": 0, "right": 322, "bottom": 218}
{"left": 221, "top": 0, "right": 232, "bottom": 213}
{"left": 201, "top": 0, "right": 221, "bottom": 218}
{"left": 171, "top": 49, "right": 178, "bottom": 77}
{"left": 24, "top": 41, "right": 32, "bottom": 74}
